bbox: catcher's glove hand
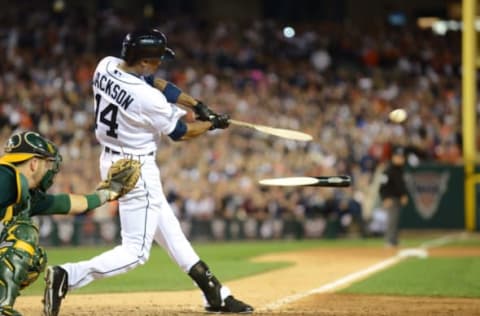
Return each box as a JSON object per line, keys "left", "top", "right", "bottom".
{"left": 96, "top": 158, "right": 141, "bottom": 202}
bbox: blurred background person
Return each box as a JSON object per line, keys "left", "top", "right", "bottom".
{"left": 379, "top": 145, "right": 409, "bottom": 247}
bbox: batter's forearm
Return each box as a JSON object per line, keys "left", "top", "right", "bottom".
{"left": 153, "top": 78, "right": 221, "bottom": 122}
{"left": 178, "top": 92, "right": 198, "bottom": 107}
{"left": 181, "top": 121, "right": 213, "bottom": 140}
{"left": 153, "top": 78, "right": 168, "bottom": 90}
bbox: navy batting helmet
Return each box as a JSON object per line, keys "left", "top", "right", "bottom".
{"left": 121, "top": 28, "right": 175, "bottom": 64}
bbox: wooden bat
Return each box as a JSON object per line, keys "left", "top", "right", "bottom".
{"left": 229, "top": 119, "right": 313, "bottom": 141}
{"left": 258, "top": 176, "right": 352, "bottom": 187}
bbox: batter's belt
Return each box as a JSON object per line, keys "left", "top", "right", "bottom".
{"left": 104, "top": 146, "right": 155, "bottom": 156}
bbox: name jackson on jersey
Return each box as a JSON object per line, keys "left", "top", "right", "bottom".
{"left": 93, "top": 72, "right": 134, "bottom": 110}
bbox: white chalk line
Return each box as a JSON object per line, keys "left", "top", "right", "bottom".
{"left": 260, "top": 232, "right": 469, "bottom": 312}
{"left": 260, "top": 255, "right": 402, "bottom": 311}
{"left": 419, "top": 232, "right": 469, "bottom": 249}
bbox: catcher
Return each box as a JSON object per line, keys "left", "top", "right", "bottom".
{"left": 0, "top": 131, "right": 140, "bottom": 316}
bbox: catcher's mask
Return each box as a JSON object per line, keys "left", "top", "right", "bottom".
{"left": 121, "top": 27, "right": 175, "bottom": 65}
{"left": 1, "top": 131, "right": 62, "bottom": 192}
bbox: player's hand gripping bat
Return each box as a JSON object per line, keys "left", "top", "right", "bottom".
{"left": 191, "top": 101, "right": 313, "bottom": 141}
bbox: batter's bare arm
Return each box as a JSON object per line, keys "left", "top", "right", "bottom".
{"left": 154, "top": 78, "right": 197, "bottom": 107}
{"left": 173, "top": 115, "right": 230, "bottom": 141}
{"left": 181, "top": 121, "right": 213, "bottom": 140}
{"left": 153, "top": 78, "right": 218, "bottom": 121}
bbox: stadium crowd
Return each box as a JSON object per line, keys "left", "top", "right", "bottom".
{"left": 0, "top": 4, "right": 467, "bottom": 243}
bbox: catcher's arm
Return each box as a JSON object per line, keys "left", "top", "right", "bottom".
{"left": 67, "top": 194, "right": 104, "bottom": 215}
{"left": 30, "top": 160, "right": 140, "bottom": 216}
{"left": 48, "top": 159, "right": 141, "bottom": 215}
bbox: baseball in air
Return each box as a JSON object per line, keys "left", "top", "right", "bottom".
{"left": 389, "top": 108, "right": 407, "bottom": 123}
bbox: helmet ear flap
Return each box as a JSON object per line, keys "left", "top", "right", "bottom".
{"left": 163, "top": 47, "right": 175, "bottom": 60}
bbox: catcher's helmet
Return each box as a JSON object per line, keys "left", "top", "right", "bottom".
{"left": 2, "top": 131, "right": 59, "bottom": 164}
{"left": 121, "top": 28, "right": 175, "bottom": 64}
{"left": 1, "top": 131, "right": 62, "bottom": 191}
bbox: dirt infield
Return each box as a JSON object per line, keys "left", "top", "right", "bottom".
{"left": 15, "top": 246, "right": 480, "bottom": 315}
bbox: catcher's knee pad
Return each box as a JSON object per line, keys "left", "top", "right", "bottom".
{"left": 20, "top": 246, "right": 47, "bottom": 289}
{"left": 0, "top": 220, "right": 39, "bottom": 307}
{"left": 188, "top": 260, "right": 224, "bottom": 309}
{"left": 1, "top": 219, "right": 39, "bottom": 250}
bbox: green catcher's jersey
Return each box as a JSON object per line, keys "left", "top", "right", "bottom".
{"left": 0, "top": 162, "right": 31, "bottom": 222}
{"left": 0, "top": 163, "right": 71, "bottom": 223}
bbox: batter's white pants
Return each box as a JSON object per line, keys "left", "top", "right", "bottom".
{"left": 61, "top": 150, "right": 200, "bottom": 289}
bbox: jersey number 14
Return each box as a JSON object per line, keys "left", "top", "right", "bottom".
{"left": 95, "top": 94, "right": 119, "bottom": 138}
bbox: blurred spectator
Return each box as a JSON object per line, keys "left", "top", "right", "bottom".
{"left": 0, "top": 4, "right": 467, "bottom": 243}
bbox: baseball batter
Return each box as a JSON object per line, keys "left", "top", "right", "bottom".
{"left": 43, "top": 28, "right": 253, "bottom": 315}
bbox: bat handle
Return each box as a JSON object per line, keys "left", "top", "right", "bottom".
{"left": 316, "top": 176, "right": 352, "bottom": 187}
{"left": 228, "top": 119, "right": 253, "bottom": 128}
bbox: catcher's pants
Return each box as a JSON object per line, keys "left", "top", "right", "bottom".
{"left": 62, "top": 150, "right": 200, "bottom": 289}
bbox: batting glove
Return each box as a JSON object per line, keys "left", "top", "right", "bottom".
{"left": 210, "top": 113, "right": 230, "bottom": 130}
{"left": 194, "top": 101, "right": 217, "bottom": 121}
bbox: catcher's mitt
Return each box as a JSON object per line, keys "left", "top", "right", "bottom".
{"left": 96, "top": 158, "right": 141, "bottom": 201}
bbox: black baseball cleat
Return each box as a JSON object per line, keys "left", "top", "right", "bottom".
{"left": 43, "top": 266, "right": 69, "bottom": 316}
{"left": 205, "top": 296, "right": 254, "bottom": 314}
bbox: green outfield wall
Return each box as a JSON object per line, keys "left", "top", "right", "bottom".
{"left": 400, "top": 164, "right": 468, "bottom": 229}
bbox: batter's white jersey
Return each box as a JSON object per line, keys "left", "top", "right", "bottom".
{"left": 61, "top": 56, "right": 200, "bottom": 290}
{"left": 92, "top": 56, "right": 186, "bottom": 154}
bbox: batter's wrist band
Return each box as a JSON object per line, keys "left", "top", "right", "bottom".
{"left": 163, "top": 82, "right": 181, "bottom": 103}
{"left": 85, "top": 193, "right": 102, "bottom": 210}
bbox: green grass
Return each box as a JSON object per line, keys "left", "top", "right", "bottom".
{"left": 441, "top": 238, "right": 480, "bottom": 247}
{"left": 22, "top": 234, "right": 480, "bottom": 298}
{"left": 23, "top": 239, "right": 336, "bottom": 295}
{"left": 341, "top": 257, "right": 480, "bottom": 298}
{"left": 339, "top": 234, "right": 480, "bottom": 298}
